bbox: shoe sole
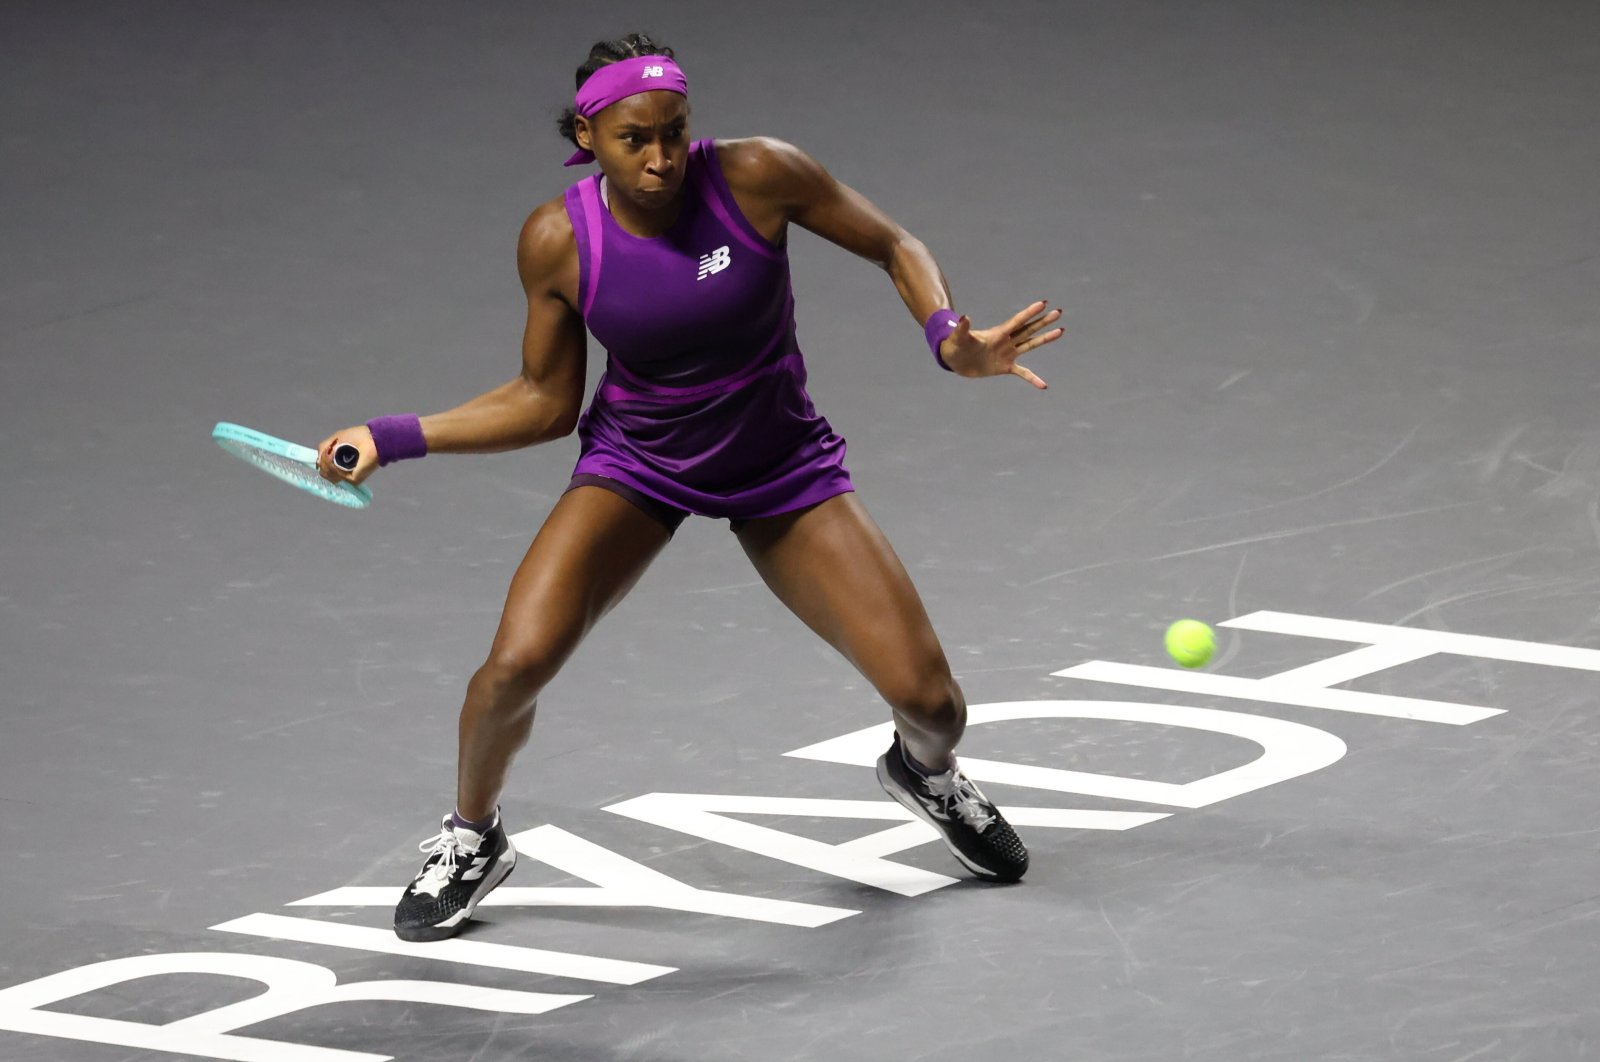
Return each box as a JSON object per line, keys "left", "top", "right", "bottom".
{"left": 875, "top": 756, "right": 1008, "bottom": 881}
{"left": 394, "top": 839, "right": 519, "bottom": 943}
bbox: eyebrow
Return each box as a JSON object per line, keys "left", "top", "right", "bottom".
{"left": 616, "top": 119, "right": 688, "bottom": 132}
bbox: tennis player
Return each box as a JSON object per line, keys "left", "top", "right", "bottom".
{"left": 317, "top": 33, "right": 1062, "bottom": 942}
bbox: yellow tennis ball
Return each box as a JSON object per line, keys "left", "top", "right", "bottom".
{"left": 1165, "top": 619, "right": 1215, "bottom": 668}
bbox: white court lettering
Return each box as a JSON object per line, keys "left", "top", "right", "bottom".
{"left": 0, "top": 611, "right": 1547, "bottom": 1060}
{"left": 211, "top": 913, "right": 673, "bottom": 984}
{"left": 292, "top": 823, "right": 861, "bottom": 928}
{"left": 0, "top": 952, "right": 586, "bottom": 1062}
{"left": 786, "top": 701, "right": 1347, "bottom": 809}
{"left": 603, "top": 792, "right": 1164, "bottom": 895}
{"left": 1051, "top": 610, "right": 1536, "bottom": 724}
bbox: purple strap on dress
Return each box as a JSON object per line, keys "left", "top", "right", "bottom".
{"left": 690, "top": 159, "right": 783, "bottom": 262}
{"left": 574, "top": 179, "right": 606, "bottom": 318}
{"left": 563, "top": 56, "right": 690, "bottom": 167}
{"left": 367, "top": 414, "right": 428, "bottom": 466}
{"left": 601, "top": 353, "right": 805, "bottom": 406}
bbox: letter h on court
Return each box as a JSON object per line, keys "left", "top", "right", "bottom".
{"left": 1055, "top": 610, "right": 1600, "bottom": 725}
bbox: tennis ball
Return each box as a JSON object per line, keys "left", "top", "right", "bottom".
{"left": 1165, "top": 619, "right": 1215, "bottom": 668}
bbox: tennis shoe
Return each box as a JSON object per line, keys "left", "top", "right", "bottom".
{"left": 393, "top": 813, "right": 516, "bottom": 942}
{"left": 876, "top": 733, "right": 1029, "bottom": 882}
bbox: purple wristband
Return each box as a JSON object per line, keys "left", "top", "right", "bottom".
{"left": 923, "top": 308, "right": 960, "bottom": 371}
{"left": 366, "top": 414, "right": 428, "bottom": 467}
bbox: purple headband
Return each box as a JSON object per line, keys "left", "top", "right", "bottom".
{"left": 563, "top": 55, "right": 690, "bottom": 167}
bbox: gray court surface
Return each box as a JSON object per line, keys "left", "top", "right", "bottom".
{"left": 4, "top": 2, "right": 1599, "bottom": 1059}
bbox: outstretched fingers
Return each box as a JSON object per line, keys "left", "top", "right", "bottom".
{"left": 1002, "top": 300, "right": 1049, "bottom": 332}
{"left": 1011, "top": 361, "right": 1048, "bottom": 389}
{"left": 1015, "top": 322, "right": 1064, "bottom": 355}
{"left": 1002, "top": 301, "right": 1060, "bottom": 389}
{"left": 1012, "top": 304, "right": 1061, "bottom": 338}
{"left": 967, "top": 300, "right": 1061, "bottom": 388}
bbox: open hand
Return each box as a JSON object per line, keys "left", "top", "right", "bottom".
{"left": 940, "top": 300, "right": 1063, "bottom": 389}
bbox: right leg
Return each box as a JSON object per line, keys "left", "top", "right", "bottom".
{"left": 394, "top": 484, "right": 673, "bottom": 941}
{"left": 456, "top": 484, "right": 675, "bottom": 820}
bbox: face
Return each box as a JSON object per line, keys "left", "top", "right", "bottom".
{"left": 574, "top": 92, "right": 691, "bottom": 209}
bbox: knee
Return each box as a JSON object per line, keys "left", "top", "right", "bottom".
{"left": 885, "top": 674, "right": 965, "bottom": 736}
{"left": 475, "top": 634, "right": 572, "bottom": 706}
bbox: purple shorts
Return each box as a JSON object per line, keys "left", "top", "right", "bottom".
{"left": 567, "top": 352, "right": 854, "bottom": 533}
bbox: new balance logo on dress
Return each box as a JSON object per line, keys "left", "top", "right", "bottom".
{"left": 697, "top": 245, "right": 732, "bottom": 280}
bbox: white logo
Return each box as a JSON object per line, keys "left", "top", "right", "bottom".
{"left": 641, "top": 65, "right": 665, "bottom": 78}
{"left": 461, "top": 856, "right": 490, "bottom": 881}
{"left": 697, "top": 245, "right": 732, "bottom": 280}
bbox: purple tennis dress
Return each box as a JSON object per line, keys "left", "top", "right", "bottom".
{"left": 562, "top": 138, "right": 853, "bottom": 522}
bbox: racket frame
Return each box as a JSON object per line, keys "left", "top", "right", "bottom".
{"left": 211, "top": 422, "right": 373, "bottom": 509}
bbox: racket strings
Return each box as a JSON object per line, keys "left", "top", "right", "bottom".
{"left": 240, "top": 446, "right": 320, "bottom": 486}
{"left": 211, "top": 422, "right": 370, "bottom": 509}
{"left": 216, "top": 438, "right": 365, "bottom": 508}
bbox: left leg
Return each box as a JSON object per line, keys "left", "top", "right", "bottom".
{"left": 736, "top": 492, "right": 1028, "bottom": 881}
{"left": 734, "top": 492, "right": 962, "bottom": 770}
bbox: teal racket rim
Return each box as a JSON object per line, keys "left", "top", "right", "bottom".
{"left": 211, "top": 421, "right": 373, "bottom": 509}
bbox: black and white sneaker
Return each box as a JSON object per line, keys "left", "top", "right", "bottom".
{"left": 393, "top": 813, "right": 517, "bottom": 942}
{"left": 876, "top": 733, "right": 1029, "bottom": 882}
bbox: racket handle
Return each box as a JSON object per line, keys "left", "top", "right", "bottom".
{"left": 333, "top": 444, "right": 361, "bottom": 472}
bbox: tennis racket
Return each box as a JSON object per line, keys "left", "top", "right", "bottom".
{"left": 211, "top": 422, "right": 372, "bottom": 509}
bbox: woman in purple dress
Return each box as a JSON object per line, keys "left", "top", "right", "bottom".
{"left": 317, "top": 32, "right": 1062, "bottom": 942}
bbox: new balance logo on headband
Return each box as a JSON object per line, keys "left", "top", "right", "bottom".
{"left": 697, "top": 246, "right": 731, "bottom": 280}
{"left": 642, "top": 65, "right": 665, "bottom": 78}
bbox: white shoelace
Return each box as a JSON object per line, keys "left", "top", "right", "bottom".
{"left": 926, "top": 769, "right": 996, "bottom": 832}
{"left": 412, "top": 827, "right": 468, "bottom": 898}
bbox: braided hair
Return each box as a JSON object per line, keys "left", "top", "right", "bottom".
{"left": 556, "top": 33, "right": 677, "bottom": 149}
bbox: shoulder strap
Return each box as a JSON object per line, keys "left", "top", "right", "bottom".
{"left": 690, "top": 138, "right": 784, "bottom": 262}
{"left": 563, "top": 177, "right": 607, "bottom": 318}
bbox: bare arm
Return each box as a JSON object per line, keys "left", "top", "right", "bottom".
{"left": 317, "top": 198, "right": 587, "bottom": 481}
{"left": 420, "top": 200, "right": 587, "bottom": 452}
{"left": 719, "top": 137, "right": 1061, "bottom": 388}
{"left": 722, "top": 137, "right": 952, "bottom": 324}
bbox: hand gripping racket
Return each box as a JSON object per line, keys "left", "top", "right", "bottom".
{"left": 211, "top": 422, "right": 372, "bottom": 509}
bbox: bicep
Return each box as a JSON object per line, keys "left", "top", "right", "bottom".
{"left": 520, "top": 286, "right": 586, "bottom": 402}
